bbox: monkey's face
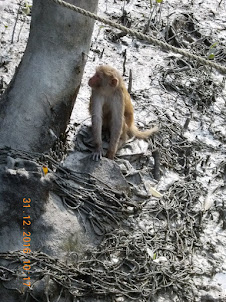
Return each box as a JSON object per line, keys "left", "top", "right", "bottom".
{"left": 88, "top": 72, "right": 102, "bottom": 89}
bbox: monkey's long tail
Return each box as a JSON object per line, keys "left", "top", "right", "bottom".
{"left": 129, "top": 124, "right": 158, "bottom": 139}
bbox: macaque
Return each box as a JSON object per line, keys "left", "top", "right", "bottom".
{"left": 88, "top": 65, "right": 158, "bottom": 160}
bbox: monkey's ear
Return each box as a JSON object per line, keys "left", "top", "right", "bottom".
{"left": 111, "top": 78, "right": 118, "bottom": 87}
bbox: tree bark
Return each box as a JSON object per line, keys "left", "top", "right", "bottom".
{"left": 0, "top": 0, "right": 98, "bottom": 152}
{"left": 0, "top": 2, "right": 99, "bottom": 300}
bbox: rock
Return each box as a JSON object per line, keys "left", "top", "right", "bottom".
{"left": 64, "top": 151, "right": 130, "bottom": 194}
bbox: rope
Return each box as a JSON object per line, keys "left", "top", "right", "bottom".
{"left": 50, "top": 0, "right": 226, "bottom": 74}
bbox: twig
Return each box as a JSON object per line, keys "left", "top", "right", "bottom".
{"left": 128, "top": 69, "right": 132, "bottom": 93}
{"left": 11, "top": 0, "right": 23, "bottom": 44}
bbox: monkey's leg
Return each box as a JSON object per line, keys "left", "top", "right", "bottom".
{"left": 106, "top": 105, "right": 123, "bottom": 160}
{"left": 118, "top": 122, "right": 128, "bottom": 150}
{"left": 91, "top": 98, "right": 104, "bottom": 161}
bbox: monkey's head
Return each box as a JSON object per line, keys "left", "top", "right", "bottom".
{"left": 88, "top": 65, "right": 121, "bottom": 93}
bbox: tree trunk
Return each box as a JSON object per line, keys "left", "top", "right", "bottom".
{"left": 0, "top": 0, "right": 98, "bottom": 152}
{"left": 0, "top": 1, "right": 99, "bottom": 300}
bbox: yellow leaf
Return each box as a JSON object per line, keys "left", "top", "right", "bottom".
{"left": 149, "top": 186, "right": 163, "bottom": 198}
{"left": 42, "top": 166, "right": 48, "bottom": 175}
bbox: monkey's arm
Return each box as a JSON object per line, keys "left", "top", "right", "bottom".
{"left": 106, "top": 98, "right": 124, "bottom": 160}
{"left": 90, "top": 95, "right": 104, "bottom": 161}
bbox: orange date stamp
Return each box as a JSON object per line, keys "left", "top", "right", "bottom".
{"left": 22, "top": 198, "right": 32, "bottom": 288}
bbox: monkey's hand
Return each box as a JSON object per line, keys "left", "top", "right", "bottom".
{"left": 91, "top": 147, "right": 103, "bottom": 161}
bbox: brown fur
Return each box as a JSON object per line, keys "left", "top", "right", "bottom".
{"left": 88, "top": 65, "right": 158, "bottom": 160}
